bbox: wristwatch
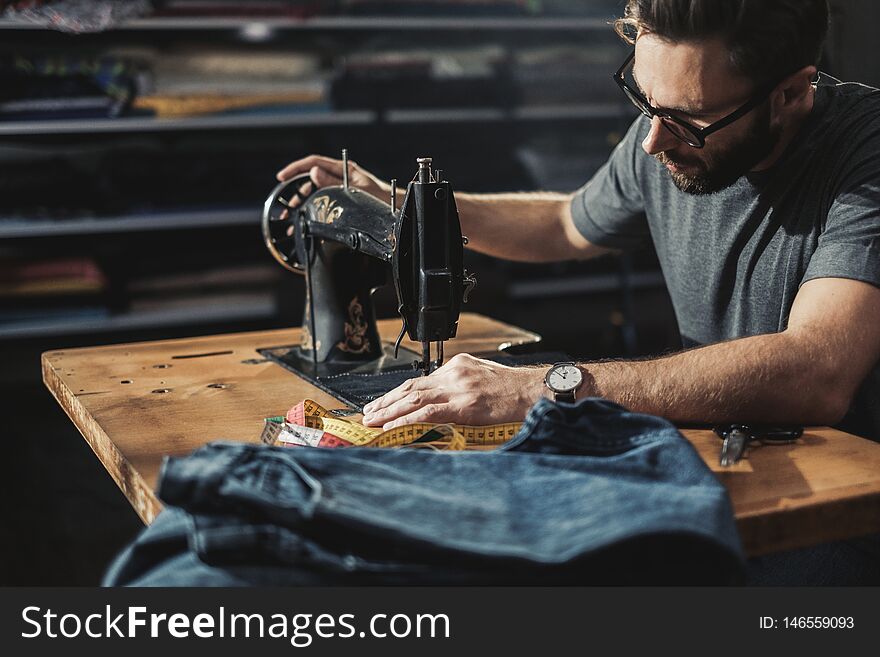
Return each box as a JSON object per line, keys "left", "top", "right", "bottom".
{"left": 544, "top": 362, "right": 584, "bottom": 403}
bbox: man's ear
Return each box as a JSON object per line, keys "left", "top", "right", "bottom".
{"left": 774, "top": 65, "right": 818, "bottom": 111}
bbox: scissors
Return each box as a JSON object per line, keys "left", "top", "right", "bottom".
{"left": 714, "top": 424, "right": 804, "bottom": 467}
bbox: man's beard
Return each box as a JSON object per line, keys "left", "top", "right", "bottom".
{"left": 656, "top": 104, "right": 781, "bottom": 195}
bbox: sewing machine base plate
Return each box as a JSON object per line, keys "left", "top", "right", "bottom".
{"left": 258, "top": 342, "right": 422, "bottom": 410}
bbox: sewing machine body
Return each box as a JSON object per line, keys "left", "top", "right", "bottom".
{"left": 261, "top": 154, "right": 474, "bottom": 389}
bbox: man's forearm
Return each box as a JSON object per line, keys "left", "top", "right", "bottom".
{"left": 453, "top": 191, "right": 598, "bottom": 262}
{"left": 575, "top": 331, "right": 851, "bottom": 426}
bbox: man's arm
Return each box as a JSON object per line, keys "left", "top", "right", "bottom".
{"left": 450, "top": 191, "right": 608, "bottom": 262}
{"left": 362, "top": 277, "right": 880, "bottom": 429}
{"left": 275, "top": 154, "right": 608, "bottom": 262}
{"left": 579, "top": 278, "right": 880, "bottom": 425}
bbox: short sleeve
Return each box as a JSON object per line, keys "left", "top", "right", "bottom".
{"left": 802, "top": 126, "right": 880, "bottom": 289}
{"left": 570, "top": 117, "right": 650, "bottom": 250}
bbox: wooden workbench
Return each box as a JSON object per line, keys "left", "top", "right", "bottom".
{"left": 43, "top": 313, "right": 880, "bottom": 556}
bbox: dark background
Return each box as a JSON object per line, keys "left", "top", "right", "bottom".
{"left": 1, "top": 0, "right": 877, "bottom": 585}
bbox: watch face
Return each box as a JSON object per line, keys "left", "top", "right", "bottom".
{"left": 546, "top": 364, "right": 583, "bottom": 393}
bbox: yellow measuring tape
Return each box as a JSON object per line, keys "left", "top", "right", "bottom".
{"left": 262, "top": 399, "right": 522, "bottom": 452}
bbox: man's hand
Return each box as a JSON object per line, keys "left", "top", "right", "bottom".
{"left": 276, "top": 154, "right": 390, "bottom": 202}
{"left": 361, "top": 353, "right": 546, "bottom": 430}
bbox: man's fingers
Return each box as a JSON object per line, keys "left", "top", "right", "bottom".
{"left": 279, "top": 180, "right": 312, "bottom": 222}
{"left": 276, "top": 155, "right": 321, "bottom": 181}
{"left": 276, "top": 154, "right": 382, "bottom": 200}
{"left": 276, "top": 155, "right": 346, "bottom": 182}
{"left": 363, "top": 379, "right": 414, "bottom": 415}
{"left": 362, "top": 385, "right": 438, "bottom": 427}
{"left": 363, "top": 372, "right": 440, "bottom": 415}
{"left": 382, "top": 403, "right": 451, "bottom": 431}
{"left": 285, "top": 181, "right": 314, "bottom": 210}
{"left": 362, "top": 389, "right": 436, "bottom": 427}
{"left": 309, "top": 165, "right": 342, "bottom": 188}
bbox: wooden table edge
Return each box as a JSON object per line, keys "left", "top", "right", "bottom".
{"left": 42, "top": 353, "right": 162, "bottom": 524}
{"left": 735, "top": 487, "right": 880, "bottom": 556}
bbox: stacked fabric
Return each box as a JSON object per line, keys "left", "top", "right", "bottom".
{"left": 129, "top": 47, "right": 327, "bottom": 118}
{"left": 0, "top": 53, "right": 146, "bottom": 120}
{"left": 330, "top": 45, "right": 514, "bottom": 110}
{"left": 1, "top": 0, "right": 151, "bottom": 33}
{"left": 0, "top": 258, "right": 110, "bottom": 325}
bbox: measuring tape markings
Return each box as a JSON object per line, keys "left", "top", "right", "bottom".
{"left": 265, "top": 400, "right": 522, "bottom": 451}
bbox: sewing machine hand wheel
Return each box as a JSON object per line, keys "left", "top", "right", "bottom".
{"left": 262, "top": 173, "right": 316, "bottom": 274}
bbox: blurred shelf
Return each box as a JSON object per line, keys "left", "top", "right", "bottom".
{"left": 383, "top": 103, "right": 628, "bottom": 124}
{"left": 0, "top": 16, "right": 611, "bottom": 32}
{"left": 0, "top": 104, "right": 630, "bottom": 136}
{"left": 513, "top": 103, "right": 631, "bottom": 121}
{"left": 385, "top": 107, "right": 507, "bottom": 123}
{"left": 0, "top": 110, "right": 375, "bottom": 136}
{"left": 0, "top": 296, "right": 276, "bottom": 340}
{"left": 0, "top": 208, "right": 259, "bottom": 238}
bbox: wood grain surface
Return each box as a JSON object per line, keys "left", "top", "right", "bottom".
{"left": 41, "top": 313, "right": 540, "bottom": 525}
{"left": 42, "top": 312, "right": 880, "bottom": 556}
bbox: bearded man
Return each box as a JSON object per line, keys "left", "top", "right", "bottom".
{"left": 277, "top": 0, "right": 880, "bottom": 583}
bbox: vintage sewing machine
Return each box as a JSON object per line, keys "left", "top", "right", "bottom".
{"left": 260, "top": 150, "right": 477, "bottom": 395}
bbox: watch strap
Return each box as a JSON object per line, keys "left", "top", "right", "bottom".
{"left": 554, "top": 390, "right": 576, "bottom": 403}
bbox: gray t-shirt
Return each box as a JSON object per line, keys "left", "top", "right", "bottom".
{"left": 571, "top": 75, "right": 880, "bottom": 441}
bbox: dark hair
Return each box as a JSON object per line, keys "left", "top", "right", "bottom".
{"left": 614, "top": 0, "right": 829, "bottom": 85}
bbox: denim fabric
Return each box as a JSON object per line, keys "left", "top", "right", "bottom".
{"left": 104, "top": 397, "right": 745, "bottom": 586}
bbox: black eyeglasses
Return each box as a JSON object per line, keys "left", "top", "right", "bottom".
{"left": 714, "top": 424, "right": 803, "bottom": 467}
{"left": 613, "top": 51, "right": 775, "bottom": 148}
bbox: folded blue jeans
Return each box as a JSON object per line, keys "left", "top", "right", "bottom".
{"left": 104, "top": 398, "right": 745, "bottom": 586}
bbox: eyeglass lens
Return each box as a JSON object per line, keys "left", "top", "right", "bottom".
{"left": 621, "top": 84, "right": 702, "bottom": 147}
{"left": 660, "top": 119, "right": 701, "bottom": 147}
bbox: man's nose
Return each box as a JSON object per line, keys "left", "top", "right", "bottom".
{"left": 641, "top": 116, "right": 680, "bottom": 156}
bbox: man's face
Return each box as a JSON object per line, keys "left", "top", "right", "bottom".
{"left": 633, "top": 35, "right": 782, "bottom": 194}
